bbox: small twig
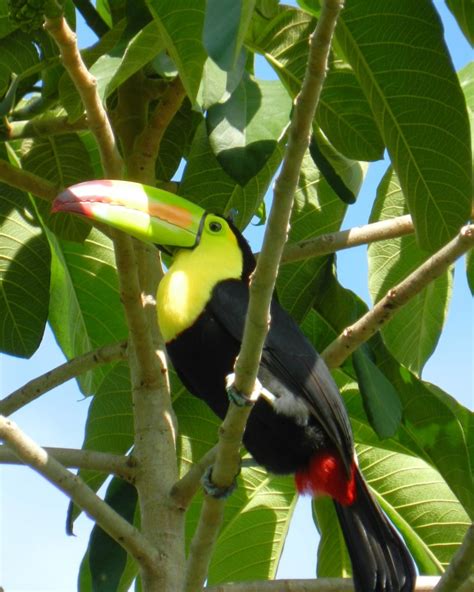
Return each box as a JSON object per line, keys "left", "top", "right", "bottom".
{"left": 0, "top": 445, "right": 135, "bottom": 481}
{"left": 184, "top": 3, "right": 344, "bottom": 590}
{"left": 44, "top": 14, "right": 123, "bottom": 178}
{"left": 0, "top": 416, "right": 158, "bottom": 573}
{"left": 322, "top": 224, "right": 474, "bottom": 368}
{"left": 279, "top": 214, "right": 414, "bottom": 263}
{"left": 1, "top": 114, "right": 88, "bottom": 141}
{"left": 0, "top": 340, "right": 128, "bottom": 416}
{"left": 170, "top": 446, "right": 217, "bottom": 510}
{"left": 0, "top": 158, "right": 58, "bottom": 201}
{"left": 433, "top": 524, "right": 474, "bottom": 592}
{"left": 205, "top": 575, "right": 441, "bottom": 591}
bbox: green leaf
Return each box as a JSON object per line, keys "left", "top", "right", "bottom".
{"left": 277, "top": 149, "right": 362, "bottom": 323}
{"left": 197, "top": 53, "right": 246, "bottom": 110}
{"left": 203, "top": 0, "right": 256, "bottom": 71}
{"left": 352, "top": 349, "right": 402, "bottom": 439}
{"left": 48, "top": 228, "right": 128, "bottom": 395}
{"left": 467, "top": 250, "right": 474, "bottom": 295}
{"left": 181, "top": 119, "right": 284, "bottom": 228}
{"left": 0, "top": 3, "right": 18, "bottom": 38}
{"left": 315, "top": 445, "right": 471, "bottom": 577}
{"left": 67, "top": 363, "right": 133, "bottom": 529}
{"left": 368, "top": 167, "right": 454, "bottom": 375}
{"left": 146, "top": 0, "right": 207, "bottom": 102}
{"left": 21, "top": 134, "right": 94, "bottom": 242}
{"left": 446, "top": 0, "right": 474, "bottom": 45}
{"left": 248, "top": 6, "right": 384, "bottom": 162}
{"left": 207, "top": 74, "right": 291, "bottom": 185}
{"left": 91, "top": 20, "right": 165, "bottom": 103}
{"left": 88, "top": 478, "right": 138, "bottom": 592}
{"left": 0, "top": 30, "right": 40, "bottom": 97}
{"left": 0, "top": 183, "right": 50, "bottom": 357}
{"left": 337, "top": 0, "right": 472, "bottom": 251}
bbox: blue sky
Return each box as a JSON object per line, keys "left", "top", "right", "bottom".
{"left": 1, "top": 2, "right": 472, "bottom": 590}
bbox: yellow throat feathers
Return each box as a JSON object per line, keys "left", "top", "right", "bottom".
{"left": 156, "top": 222, "right": 243, "bottom": 342}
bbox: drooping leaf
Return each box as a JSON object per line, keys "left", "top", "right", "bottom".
{"left": 181, "top": 119, "right": 284, "bottom": 228}
{"left": 21, "top": 134, "right": 94, "bottom": 242}
{"left": 352, "top": 348, "right": 402, "bottom": 439}
{"left": 88, "top": 478, "right": 138, "bottom": 592}
{"left": 145, "top": 0, "right": 207, "bottom": 102}
{"left": 337, "top": 0, "right": 472, "bottom": 251}
{"left": 0, "top": 183, "right": 50, "bottom": 357}
{"left": 277, "top": 147, "right": 363, "bottom": 324}
{"left": 446, "top": 0, "right": 474, "bottom": 46}
{"left": 368, "top": 167, "right": 454, "bottom": 375}
{"left": 0, "top": 30, "right": 40, "bottom": 97}
{"left": 207, "top": 74, "right": 291, "bottom": 185}
{"left": 315, "top": 444, "right": 471, "bottom": 577}
{"left": 248, "top": 5, "right": 384, "bottom": 162}
{"left": 203, "top": 0, "right": 256, "bottom": 72}
{"left": 197, "top": 52, "right": 246, "bottom": 111}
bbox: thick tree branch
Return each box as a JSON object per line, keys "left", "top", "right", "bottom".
{"left": 127, "top": 76, "right": 186, "bottom": 181}
{"left": 44, "top": 14, "right": 123, "bottom": 178}
{"left": 0, "top": 341, "right": 128, "bottom": 416}
{"left": 0, "top": 416, "right": 158, "bottom": 572}
{"left": 322, "top": 224, "right": 474, "bottom": 368}
{"left": 0, "top": 158, "right": 58, "bottom": 201}
{"left": 205, "top": 576, "right": 441, "bottom": 591}
{"left": 0, "top": 446, "right": 135, "bottom": 480}
{"left": 434, "top": 524, "right": 474, "bottom": 592}
{"left": 1, "top": 114, "right": 88, "bottom": 141}
{"left": 185, "top": 3, "right": 344, "bottom": 590}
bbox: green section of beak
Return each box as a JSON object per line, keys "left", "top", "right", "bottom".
{"left": 53, "top": 180, "right": 206, "bottom": 248}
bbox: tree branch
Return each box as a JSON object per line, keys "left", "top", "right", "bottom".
{"left": 0, "top": 445, "right": 135, "bottom": 480}
{"left": 279, "top": 214, "right": 414, "bottom": 263}
{"left": 205, "top": 576, "right": 441, "bottom": 591}
{"left": 0, "top": 341, "right": 128, "bottom": 417}
{"left": 170, "top": 446, "right": 217, "bottom": 510}
{"left": 44, "top": 13, "right": 123, "bottom": 178}
{"left": 322, "top": 224, "right": 474, "bottom": 368}
{"left": 0, "top": 158, "right": 58, "bottom": 201}
{"left": 1, "top": 114, "right": 88, "bottom": 141}
{"left": 434, "top": 524, "right": 474, "bottom": 592}
{"left": 0, "top": 416, "right": 158, "bottom": 572}
{"left": 184, "top": 2, "right": 344, "bottom": 590}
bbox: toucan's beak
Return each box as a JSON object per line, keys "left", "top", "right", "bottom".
{"left": 52, "top": 180, "right": 206, "bottom": 248}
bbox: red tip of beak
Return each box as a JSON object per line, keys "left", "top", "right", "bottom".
{"left": 52, "top": 188, "right": 94, "bottom": 217}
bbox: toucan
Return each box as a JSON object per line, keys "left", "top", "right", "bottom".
{"left": 53, "top": 180, "right": 416, "bottom": 592}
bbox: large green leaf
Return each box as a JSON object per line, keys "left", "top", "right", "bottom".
{"left": 277, "top": 149, "right": 362, "bottom": 323}
{"left": 207, "top": 74, "right": 292, "bottom": 185}
{"left": 315, "top": 445, "right": 471, "bottom": 577}
{"left": 248, "top": 5, "right": 384, "bottom": 162}
{"left": 337, "top": 0, "right": 472, "bottom": 251}
{"left": 0, "top": 2, "right": 18, "bottom": 38}
{"left": 203, "top": 0, "right": 256, "bottom": 71}
{"left": 181, "top": 120, "right": 284, "bottom": 228}
{"left": 368, "top": 167, "right": 454, "bottom": 375}
{"left": 20, "top": 134, "right": 94, "bottom": 242}
{"left": 197, "top": 53, "right": 246, "bottom": 111}
{"left": 0, "top": 183, "right": 50, "bottom": 357}
{"left": 48, "top": 228, "right": 128, "bottom": 395}
{"left": 145, "top": 0, "right": 207, "bottom": 102}
{"left": 446, "top": 0, "right": 474, "bottom": 46}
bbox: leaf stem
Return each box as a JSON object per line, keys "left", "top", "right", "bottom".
{"left": 433, "top": 524, "right": 474, "bottom": 592}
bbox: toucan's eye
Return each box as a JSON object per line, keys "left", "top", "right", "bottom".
{"left": 209, "top": 220, "right": 222, "bottom": 233}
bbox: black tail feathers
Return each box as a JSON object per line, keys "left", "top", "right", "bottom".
{"left": 334, "top": 467, "right": 416, "bottom": 592}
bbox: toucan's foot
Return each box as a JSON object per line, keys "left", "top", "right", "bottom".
{"left": 225, "top": 373, "right": 275, "bottom": 407}
{"left": 202, "top": 465, "right": 238, "bottom": 499}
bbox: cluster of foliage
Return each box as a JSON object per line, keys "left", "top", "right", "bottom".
{"left": 0, "top": 0, "right": 472, "bottom": 589}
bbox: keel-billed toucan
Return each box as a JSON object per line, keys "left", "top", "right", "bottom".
{"left": 53, "top": 180, "right": 416, "bottom": 592}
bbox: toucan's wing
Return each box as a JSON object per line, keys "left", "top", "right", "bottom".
{"left": 209, "top": 279, "right": 354, "bottom": 469}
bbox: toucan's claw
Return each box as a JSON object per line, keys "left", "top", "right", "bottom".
{"left": 201, "top": 465, "right": 238, "bottom": 499}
